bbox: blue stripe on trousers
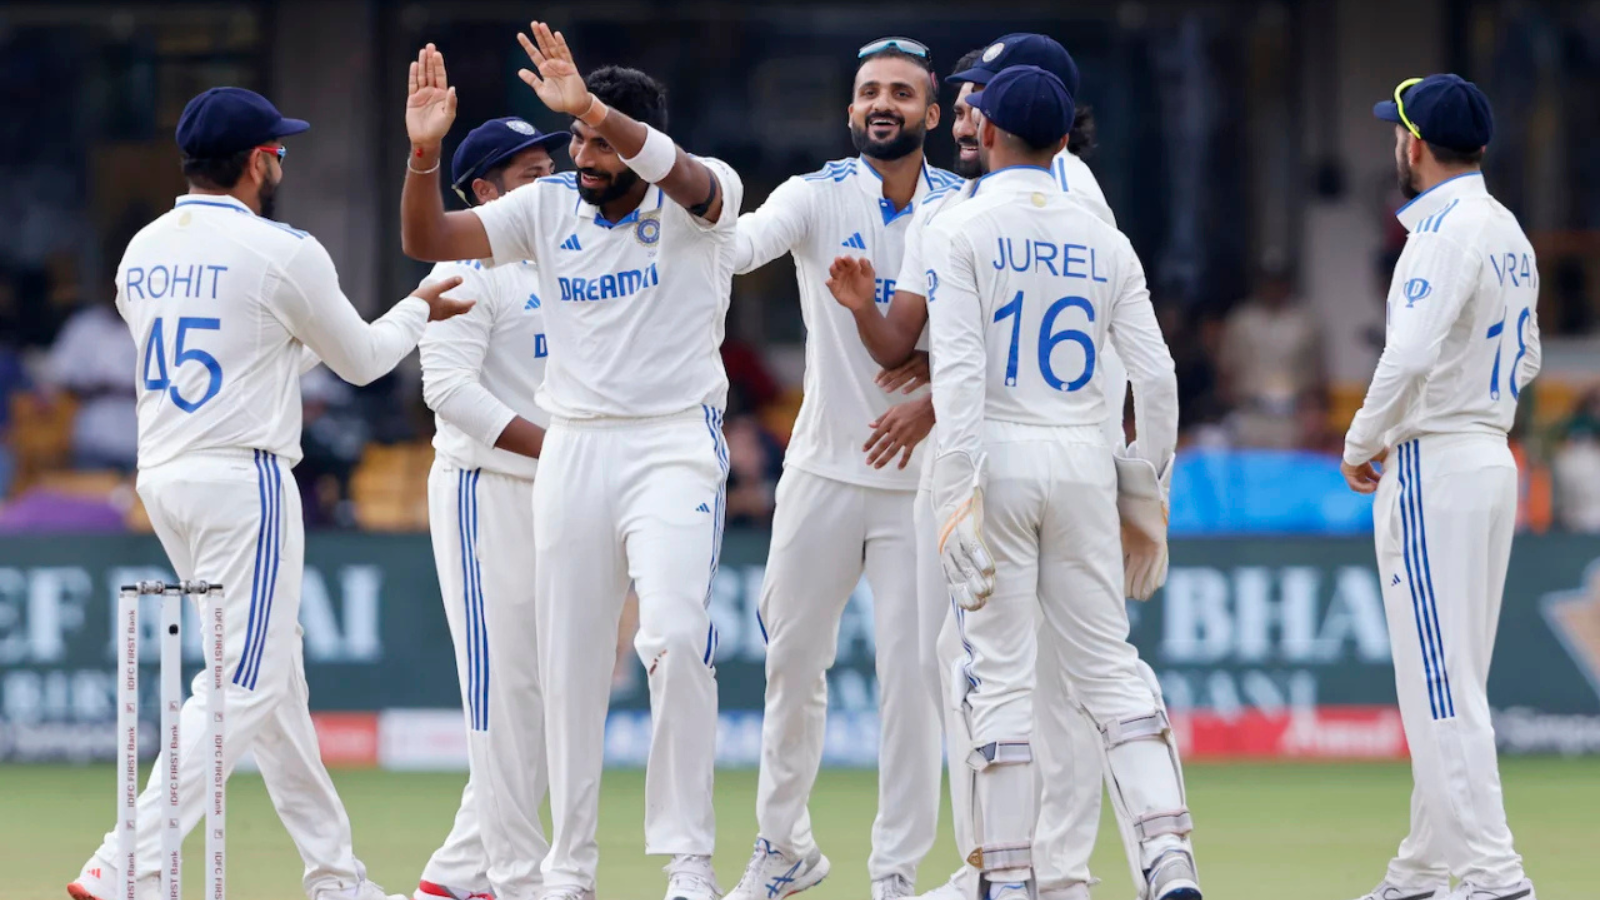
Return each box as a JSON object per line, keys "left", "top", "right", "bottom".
{"left": 1397, "top": 442, "right": 1441, "bottom": 719}
{"left": 458, "top": 470, "right": 489, "bottom": 732}
{"left": 1408, "top": 441, "right": 1455, "bottom": 718}
{"left": 250, "top": 454, "right": 284, "bottom": 690}
{"left": 235, "top": 450, "right": 270, "bottom": 688}
{"left": 704, "top": 406, "right": 730, "bottom": 667}
{"left": 470, "top": 470, "right": 489, "bottom": 729}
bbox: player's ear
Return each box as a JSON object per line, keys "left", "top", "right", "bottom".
{"left": 472, "top": 177, "right": 499, "bottom": 205}
{"left": 925, "top": 97, "right": 941, "bottom": 131}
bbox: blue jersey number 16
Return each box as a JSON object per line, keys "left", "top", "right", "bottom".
{"left": 143, "top": 317, "right": 224, "bottom": 412}
{"left": 993, "top": 290, "right": 1097, "bottom": 391}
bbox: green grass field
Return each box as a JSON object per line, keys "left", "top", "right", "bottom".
{"left": 12, "top": 759, "right": 1596, "bottom": 900}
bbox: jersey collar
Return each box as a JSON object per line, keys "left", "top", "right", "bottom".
{"left": 575, "top": 183, "right": 665, "bottom": 229}
{"left": 854, "top": 155, "right": 941, "bottom": 226}
{"left": 970, "top": 164, "right": 1057, "bottom": 196}
{"left": 1395, "top": 171, "right": 1487, "bottom": 233}
{"left": 174, "top": 193, "right": 254, "bottom": 215}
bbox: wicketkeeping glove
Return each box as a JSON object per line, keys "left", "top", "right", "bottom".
{"left": 934, "top": 451, "right": 996, "bottom": 611}
{"left": 1114, "top": 449, "right": 1172, "bottom": 601}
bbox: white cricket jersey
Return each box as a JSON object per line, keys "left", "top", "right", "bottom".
{"left": 1343, "top": 172, "right": 1542, "bottom": 466}
{"left": 734, "top": 156, "right": 963, "bottom": 490}
{"left": 116, "top": 194, "right": 428, "bottom": 469}
{"left": 472, "top": 161, "right": 745, "bottom": 420}
{"left": 419, "top": 258, "right": 549, "bottom": 480}
{"left": 922, "top": 165, "right": 1177, "bottom": 471}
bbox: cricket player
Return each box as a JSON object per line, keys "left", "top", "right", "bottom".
{"left": 69, "top": 87, "right": 471, "bottom": 900}
{"left": 1341, "top": 74, "right": 1539, "bottom": 900}
{"left": 918, "top": 64, "right": 1198, "bottom": 900}
{"left": 722, "top": 37, "right": 960, "bottom": 900}
{"left": 398, "top": 26, "right": 741, "bottom": 900}
{"left": 829, "top": 36, "right": 1171, "bottom": 900}
{"left": 412, "top": 116, "right": 570, "bottom": 900}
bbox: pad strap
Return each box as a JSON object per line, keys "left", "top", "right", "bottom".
{"left": 1101, "top": 709, "right": 1170, "bottom": 747}
{"left": 968, "top": 740, "right": 1032, "bottom": 770}
{"left": 966, "top": 842, "right": 1032, "bottom": 872}
{"left": 1133, "top": 808, "right": 1193, "bottom": 841}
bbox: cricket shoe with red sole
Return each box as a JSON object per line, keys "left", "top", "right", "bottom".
{"left": 66, "top": 861, "right": 160, "bottom": 900}
{"left": 415, "top": 880, "right": 495, "bottom": 900}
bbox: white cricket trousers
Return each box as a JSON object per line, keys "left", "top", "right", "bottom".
{"left": 956, "top": 423, "right": 1190, "bottom": 882}
{"left": 421, "top": 460, "right": 550, "bottom": 900}
{"left": 755, "top": 467, "right": 942, "bottom": 882}
{"left": 91, "top": 451, "right": 372, "bottom": 899}
{"left": 1374, "top": 434, "right": 1525, "bottom": 888}
{"left": 534, "top": 407, "right": 728, "bottom": 892}
{"left": 921, "top": 489, "right": 1106, "bottom": 894}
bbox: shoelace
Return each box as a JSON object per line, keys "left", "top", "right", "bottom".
{"left": 738, "top": 843, "right": 779, "bottom": 887}
{"left": 874, "top": 875, "right": 913, "bottom": 900}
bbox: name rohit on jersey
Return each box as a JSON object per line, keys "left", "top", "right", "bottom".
{"left": 123, "top": 264, "right": 228, "bottom": 300}
{"left": 991, "top": 238, "right": 1110, "bottom": 282}
{"left": 557, "top": 262, "right": 660, "bottom": 302}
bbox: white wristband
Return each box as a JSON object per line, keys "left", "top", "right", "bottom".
{"left": 620, "top": 125, "right": 677, "bottom": 184}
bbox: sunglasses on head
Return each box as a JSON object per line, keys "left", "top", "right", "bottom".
{"left": 858, "top": 36, "right": 931, "bottom": 61}
{"left": 256, "top": 144, "right": 287, "bottom": 163}
{"left": 1393, "top": 77, "right": 1424, "bottom": 140}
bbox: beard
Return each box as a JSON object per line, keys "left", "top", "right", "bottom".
{"left": 952, "top": 139, "right": 982, "bottom": 179}
{"left": 850, "top": 114, "right": 925, "bottom": 162}
{"left": 258, "top": 173, "right": 279, "bottom": 220}
{"left": 1396, "top": 152, "right": 1420, "bottom": 200}
{"left": 577, "top": 167, "right": 640, "bottom": 207}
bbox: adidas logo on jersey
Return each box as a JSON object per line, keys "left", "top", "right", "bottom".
{"left": 560, "top": 234, "right": 582, "bottom": 251}
{"left": 696, "top": 503, "right": 711, "bottom": 513}
{"left": 525, "top": 293, "right": 542, "bottom": 310}
{"left": 841, "top": 232, "right": 867, "bottom": 250}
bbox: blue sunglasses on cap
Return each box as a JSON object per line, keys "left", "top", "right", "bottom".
{"left": 858, "top": 36, "right": 931, "bottom": 60}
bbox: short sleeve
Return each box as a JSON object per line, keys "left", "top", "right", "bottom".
{"left": 472, "top": 180, "right": 548, "bottom": 267}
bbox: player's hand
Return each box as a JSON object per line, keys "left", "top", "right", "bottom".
{"left": 411, "top": 275, "right": 475, "bottom": 322}
{"left": 864, "top": 396, "right": 934, "bottom": 470}
{"left": 516, "top": 22, "right": 591, "bottom": 116}
{"left": 1114, "top": 453, "right": 1171, "bottom": 601}
{"left": 826, "top": 256, "right": 878, "bottom": 313}
{"left": 876, "top": 352, "right": 930, "bottom": 394}
{"left": 406, "top": 43, "right": 458, "bottom": 150}
{"left": 939, "top": 488, "right": 997, "bottom": 611}
{"left": 1340, "top": 450, "right": 1385, "bottom": 494}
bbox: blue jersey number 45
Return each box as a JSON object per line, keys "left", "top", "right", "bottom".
{"left": 143, "top": 317, "right": 224, "bottom": 412}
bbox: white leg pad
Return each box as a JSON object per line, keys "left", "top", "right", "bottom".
{"left": 965, "top": 740, "right": 1036, "bottom": 875}
{"left": 1088, "top": 704, "right": 1197, "bottom": 898}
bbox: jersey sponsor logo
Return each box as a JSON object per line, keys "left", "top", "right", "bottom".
{"left": 1403, "top": 277, "right": 1432, "bottom": 307}
{"left": 559, "top": 234, "right": 582, "bottom": 251}
{"left": 874, "top": 277, "right": 896, "bottom": 305}
{"left": 990, "top": 238, "right": 1110, "bottom": 283}
{"left": 123, "top": 264, "right": 229, "bottom": 301}
{"left": 524, "top": 292, "right": 541, "bottom": 310}
{"left": 841, "top": 232, "right": 867, "bottom": 250}
{"left": 557, "top": 263, "right": 660, "bottom": 302}
{"left": 535, "top": 333, "right": 548, "bottom": 358}
{"left": 635, "top": 214, "right": 662, "bottom": 246}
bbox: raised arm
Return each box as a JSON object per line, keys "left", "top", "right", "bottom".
{"left": 733, "top": 177, "right": 812, "bottom": 274}
{"left": 517, "top": 22, "right": 730, "bottom": 224}
{"left": 275, "top": 238, "right": 472, "bottom": 387}
{"left": 826, "top": 258, "right": 928, "bottom": 368}
{"left": 402, "top": 44, "right": 493, "bottom": 262}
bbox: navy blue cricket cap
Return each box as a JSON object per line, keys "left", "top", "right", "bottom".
{"left": 969, "top": 65, "right": 1076, "bottom": 149}
{"left": 949, "top": 33, "right": 1080, "bottom": 99}
{"left": 451, "top": 117, "right": 572, "bottom": 203}
{"left": 1373, "top": 74, "right": 1494, "bottom": 152}
{"left": 176, "top": 87, "right": 309, "bottom": 159}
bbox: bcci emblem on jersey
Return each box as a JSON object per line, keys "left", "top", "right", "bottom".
{"left": 636, "top": 213, "right": 662, "bottom": 247}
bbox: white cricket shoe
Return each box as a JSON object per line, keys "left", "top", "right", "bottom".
{"left": 1145, "top": 849, "right": 1201, "bottom": 900}
{"left": 66, "top": 859, "right": 160, "bottom": 900}
{"left": 1350, "top": 881, "right": 1448, "bottom": 900}
{"left": 724, "top": 838, "right": 830, "bottom": 900}
{"left": 415, "top": 880, "right": 494, "bottom": 900}
{"left": 874, "top": 875, "right": 915, "bottom": 900}
{"left": 914, "top": 870, "right": 973, "bottom": 900}
{"left": 665, "top": 854, "right": 722, "bottom": 900}
{"left": 1037, "top": 883, "right": 1091, "bottom": 900}
{"left": 1444, "top": 880, "right": 1535, "bottom": 900}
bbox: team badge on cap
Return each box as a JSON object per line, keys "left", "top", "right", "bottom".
{"left": 636, "top": 214, "right": 662, "bottom": 246}
{"left": 506, "top": 120, "right": 536, "bottom": 135}
{"left": 982, "top": 42, "right": 1005, "bottom": 62}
